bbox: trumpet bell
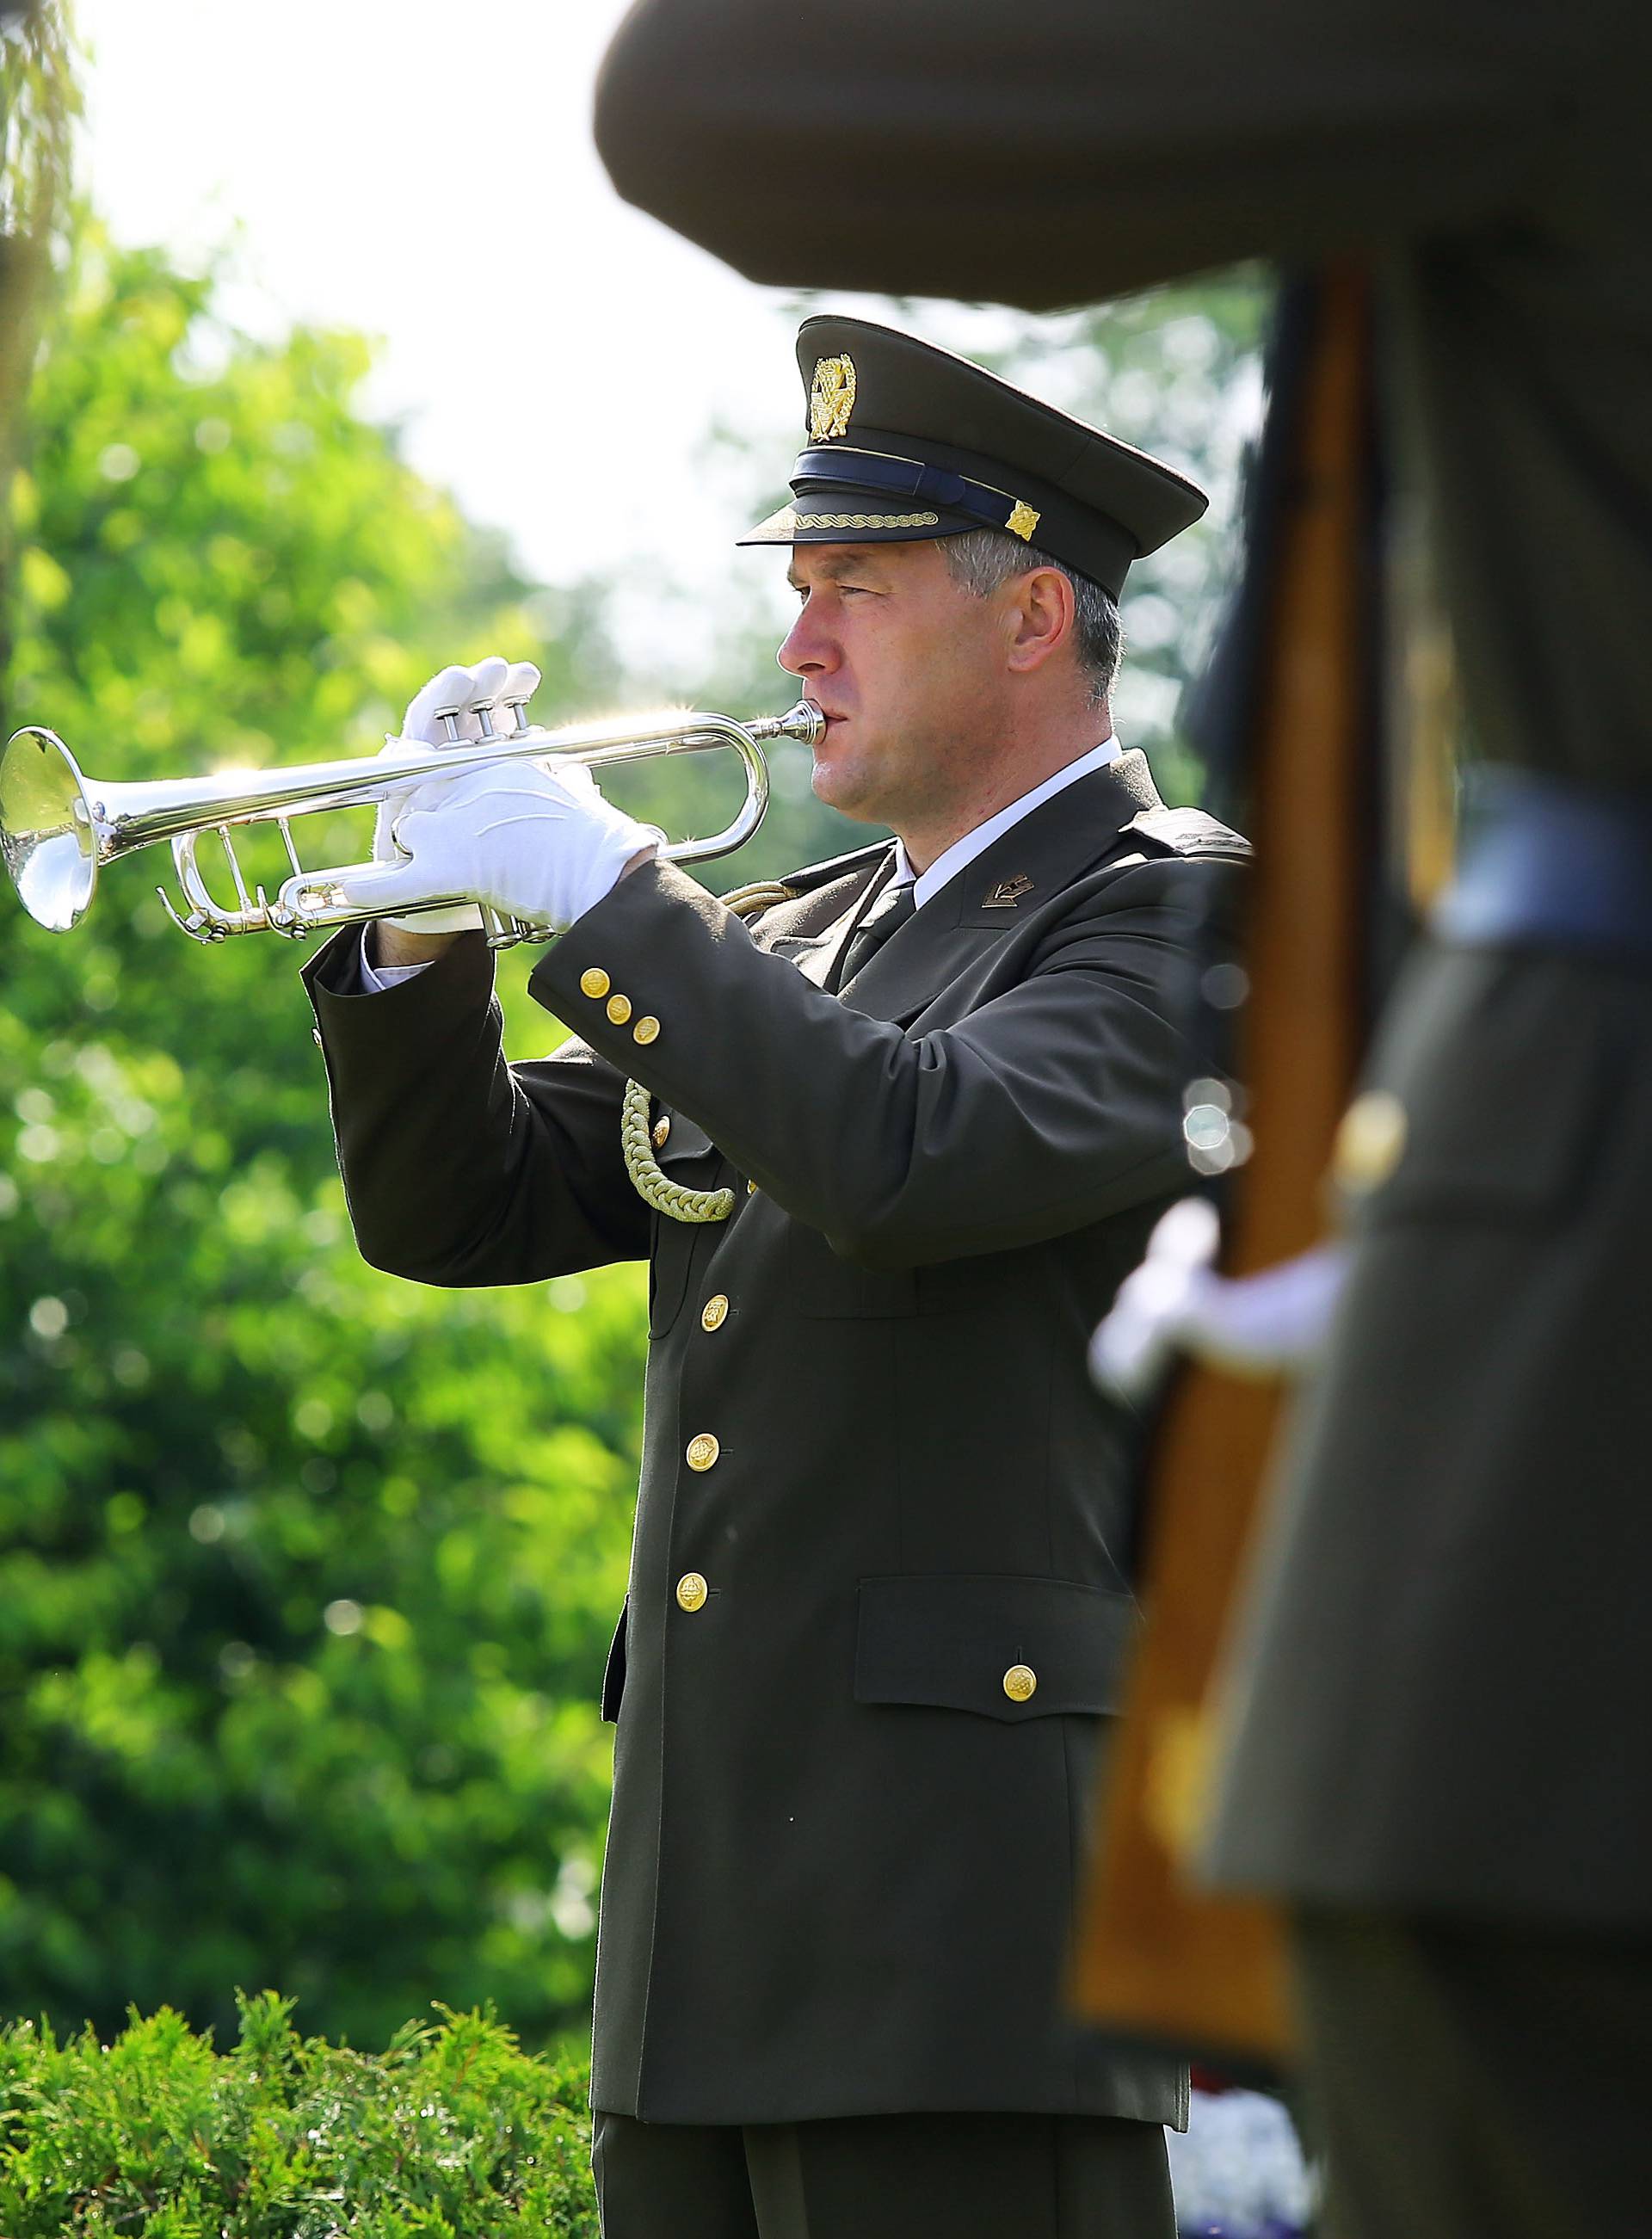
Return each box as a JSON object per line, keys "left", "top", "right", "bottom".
{"left": 0, "top": 726, "right": 98, "bottom": 932}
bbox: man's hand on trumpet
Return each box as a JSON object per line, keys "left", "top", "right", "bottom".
{"left": 348, "top": 655, "right": 663, "bottom": 951}
{"left": 371, "top": 657, "right": 539, "bottom": 947}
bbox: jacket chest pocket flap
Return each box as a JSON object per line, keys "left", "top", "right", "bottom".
{"left": 854, "top": 1573, "right": 1139, "bottom": 1724}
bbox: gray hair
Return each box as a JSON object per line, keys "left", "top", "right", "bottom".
{"left": 940, "top": 527, "right": 1124, "bottom": 707}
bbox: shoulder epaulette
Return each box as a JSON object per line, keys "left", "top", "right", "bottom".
{"left": 721, "top": 840, "right": 888, "bottom": 926}
{"left": 779, "top": 840, "right": 892, "bottom": 891}
{"left": 1124, "top": 806, "right": 1252, "bottom": 860}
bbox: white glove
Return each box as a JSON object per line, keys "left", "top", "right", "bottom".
{"left": 331, "top": 749, "right": 663, "bottom": 936}
{"left": 1089, "top": 1196, "right": 1350, "bottom": 1399}
{"left": 375, "top": 656, "right": 543, "bottom": 934}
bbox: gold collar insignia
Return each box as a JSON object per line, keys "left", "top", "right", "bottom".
{"left": 983, "top": 873, "right": 1035, "bottom": 908}
{"left": 809, "top": 354, "right": 856, "bottom": 441}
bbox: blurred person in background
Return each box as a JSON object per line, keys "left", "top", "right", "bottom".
{"left": 590, "top": 5, "right": 1652, "bottom": 2235}
{"left": 301, "top": 315, "right": 1248, "bottom": 2238}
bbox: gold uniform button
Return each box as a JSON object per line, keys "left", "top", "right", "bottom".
{"left": 579, "top": 967, "right": 610, "bottom": 999}
{"left": 676, "top": 1571, "right": 708, "bottom": 1613}
{"left": 686, "top": 1432, "right": 720, "bottom": 1471}
{"left": 746, "top": 1179, "right": 758, "bottom": 1195}
{"left": 632, "top": 1015, "right": 660, "bottom": 1045}
{"left": 1334, "top": 1089, "right": 1408, "bottom": 1194}
{"left": 700, "top": 1293, "right": 729, "bottom": 1332}
{"left": 652, "top": 1115, "right": 672, "bottom": 1149}
{"left": 1003, "top": 1664, "right": 1038, "bottom": 1704}
{"left": 606, "top": 993, "right": 632, "bottom": 1026}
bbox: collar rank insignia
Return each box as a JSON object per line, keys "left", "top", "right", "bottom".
{"left": 809, "top": 354, "right": 856, "bottom": 441}
{"left": 983, "top": 873, "right": 1035, "bottom": 908}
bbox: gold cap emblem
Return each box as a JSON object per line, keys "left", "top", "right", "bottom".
{"left": 1006, "top": 499, "right": 1041, "bottom": 542}
{"left": 809, "top": 354, "right": 856, "bottom": 441}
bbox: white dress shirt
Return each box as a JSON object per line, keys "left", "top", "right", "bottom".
{"left": 360, "top": 736, "right": 1122, "bottom": 991}
{"left": 891, "top": 735, "right": 1121, "bottom": 910}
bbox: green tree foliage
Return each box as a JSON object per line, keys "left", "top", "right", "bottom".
{"left": 0, "top": 1995, "right": 598, "bottom": 2235}
{"left": 1, "top": 232, "right": 643, "bottom": 2049}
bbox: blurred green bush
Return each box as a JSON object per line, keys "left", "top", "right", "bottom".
{"left": 0, "top": 1993, "right": 598, "bottom": 2236}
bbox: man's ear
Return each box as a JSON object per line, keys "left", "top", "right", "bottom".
{"left": 1003, "top": 566, "right": 1076, "bottom": 675}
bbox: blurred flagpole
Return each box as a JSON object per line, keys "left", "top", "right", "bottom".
{"left": 1073, "top": 268, "right": 1399, "bottom": 2074}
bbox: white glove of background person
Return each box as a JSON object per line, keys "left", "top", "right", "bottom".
{"left": 331, "top": 751, "right": 663, "bottom": 936}
{"left": 373, "top": 656, "right": 543, "bottom": 934}
{"left": 1089, "top": 1196, "right": 1350, "bottom": 1400}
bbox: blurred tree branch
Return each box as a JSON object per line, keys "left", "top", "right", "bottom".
{"left": 2, "top": 0, "right": 79, "bottom": 727}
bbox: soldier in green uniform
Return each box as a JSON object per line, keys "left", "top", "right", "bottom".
{"left": 591, "top": 6, "right": 1652, "bottom": 2235}
{"left": 302, "top": 317, "right": 1248, "bottom": 2236}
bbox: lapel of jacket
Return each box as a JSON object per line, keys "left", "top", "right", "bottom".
{"left": 839, "top": 751, "right": 1167, "bottom": 1024}
{"left": 761, "top": 854, "right": 892, "bottom": 990}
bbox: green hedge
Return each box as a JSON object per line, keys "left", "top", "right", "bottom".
{"left": 0, "top": 1994, "right": 598, "bottom": 2236}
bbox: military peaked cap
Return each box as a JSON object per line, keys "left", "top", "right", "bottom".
{"left": 740, "top": 315, "right": 1207, "bottom": 598}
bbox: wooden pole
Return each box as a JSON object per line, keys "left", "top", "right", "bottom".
{"left": 1072, "top": 268, "right": 1375, "bottom": 2069}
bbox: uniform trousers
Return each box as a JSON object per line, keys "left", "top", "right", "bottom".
{"left": 1291, "top": 1908, "right": 1652, "bottom": 2239}
{"left": 591, "top": 2106, "right": 1174, "bottom": 2238}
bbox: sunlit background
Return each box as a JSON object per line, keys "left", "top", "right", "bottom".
{"left": 74, "top": 0, "right": 1262, "bottom": 731}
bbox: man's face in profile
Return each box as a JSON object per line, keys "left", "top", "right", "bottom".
{"left": 777, "top": 540, "right": 1013, "bottom": 836}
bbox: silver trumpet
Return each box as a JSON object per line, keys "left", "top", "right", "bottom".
{"left": 0, "top": 698, "right": 822, "bottom": 947}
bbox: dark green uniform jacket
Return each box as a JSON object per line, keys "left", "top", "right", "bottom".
{"left": 596, "top": 0, "right": 1652, "bottom": 1936}
{"left": 305, "top": 753, "right": 1247, "bottom": 2124}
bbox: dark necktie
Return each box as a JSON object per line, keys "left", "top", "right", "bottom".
{"left": 838, "top": 877, "right": 917, "bottom": 985}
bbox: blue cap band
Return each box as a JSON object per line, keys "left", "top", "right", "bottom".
{"left": 792, "top": 446, "right": 1039, "bottom": 540}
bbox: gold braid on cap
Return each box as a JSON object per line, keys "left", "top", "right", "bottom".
{"left": 621, "top": 882, "right": 796, "bottom": 1224}
{"left": 793, "top": 509, "right": 940, "bottom": 531}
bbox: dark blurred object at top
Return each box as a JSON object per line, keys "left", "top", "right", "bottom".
{"left": 598, "top": 1, "right": 1587, "bottom": 306}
